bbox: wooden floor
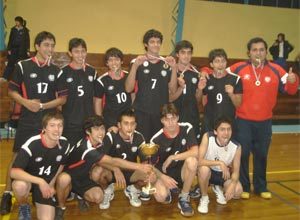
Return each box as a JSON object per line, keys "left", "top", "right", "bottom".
{"left": 1, "top": 133, "right": 299, "bottom": 220}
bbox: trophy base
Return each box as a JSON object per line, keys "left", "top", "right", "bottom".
{"left": 142, "top": 185, "right": 156, "bottom": 195}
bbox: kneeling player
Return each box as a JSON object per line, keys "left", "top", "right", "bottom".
{"left": 55, "top": 115, "right": 151, "bottom": 219}
{"left": 197, "top": 117, "right": 242, "bottom": 214}
{"left": 11, "top": 111, "right": 70, "bottom": 220}
{"left": 150, "top": 103, "right": 198, "bottom": 217}
{"left": 92, "top": 109, "right": 149, "bottom": 209}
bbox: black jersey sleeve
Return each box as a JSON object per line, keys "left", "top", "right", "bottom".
{"left": 94, "top": 77, "right": 105, "bottom": 98}
{"left": 12, "top": 148, "right": 31, "bottom": 170}
{"left": 185, "top": 124, "right": 198, "bottom": 149}
{"left": 101, "top": 132, "right": 114, "bottom": 154}
{"left": 85, "top": 149, "right": 105, "bottom": 165}
{"left": 8, "top": 62, "right": 23, "bottom": 93}
{"left": 234, "top": 77, "right": 243, "bottom": 94}
{"left": 56, "top": 70, "right": 68, "bottom": 97}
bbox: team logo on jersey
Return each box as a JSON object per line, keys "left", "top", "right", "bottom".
{"left": 144, "top": 69, "right": 150, "bottom": 74}
{"left": 166, "top": 147, "right": 171, "bottom": 152}
{"left": 56, "top": 155, "right": 62, "bottom": 162}
{"left": 243, "top": 74, "right": 251, "bottom": 80}
{"left": 143, "top": 61, "right": 149, "bottom": 67}
{"left": 35, "top": 157, "right": 43, "bottom": 162}
{"left": 181, "top": 138, "right": 186, "bottom": 145}
{"left": 208, "top": 85, "right": 214, "bottom": 90}
{"left": 108, "top": 85, "right": 114, "bottom": 90}
{"left": 131, "top": 146, "right": 138, "bottom": 152}
{"left": 116, "top": 144, "right": 121, "bottom": 149}
{"left": 66, "top": 77, "right": 73, "bottom": 83}
{"left": 30, "top": 73, "right": 37, "bottom": 78}
{"left": 48, "top": 74, "right": 55, "bottom": 81}
{"left": 192, "top": 77, "right": 197, "bottom": 84}
{"left": 264, "top": 76, "right": 271, "bottom": 83}
{"left": 161, "top": 70, "right": 167, "bottom": 77}
{"left": 88, "top": 76, "right": 94, "bottom": 82}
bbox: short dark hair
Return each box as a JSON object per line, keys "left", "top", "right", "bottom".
{"left": 143, "top": 29, "right": 163, "bottom": 50}
{"left": 214, "top": 116, "right": 232, "bottom": 131}
{"left": 208, "top": 48, "right": 228, "bottom": 63}
{"left": 247, "top": 37, "right": 268, "bottom": 51}
{"left": 175, "top": 40, "right": 193, "bottom": 54}
{"left": 118, "top": 108, "right": 136, "bottom": 122}
{"left": 104, "top": 47, "right": 124, "bottom": 63}
{"left": 68, "top": 38, "right": 87, "bottom": 52}
{"left": 42, "top": 110, "right": 64, "bottom": 129}
{"left": 277, "top": 33, "right": 285, "bottom": 41}
{"left": 34, "top": 31, "right": 56, "bottom": 47}
{"left": 15, "top": 16, "right": 26, "bottom": 27}
{"left": 160, "top": 103, "right": 178, "bottom": 119}
{"left": 83, "top": 115, "right": 105, "bottom": 134}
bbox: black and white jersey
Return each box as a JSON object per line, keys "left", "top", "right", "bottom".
{"left": 12, "top": 134, "right": 70, "bottom": 183}
{"left": 173, "top": 69, "right": 200, "bottom": 125}
{"left": 203, "top": 72, "right": 243, "bottom": 129}
{"left": 58, "top": 64, "right": 96, "bottom": 130}
{"left": 132, "top": 59, "right": 172, "bottom": 114}
{"left": 205, "top": 132, "right": 240, "bottom": 172}
{"left": 94, "top": 71, "right": 132, "bottom": 125}
{"left": 64, "top": 137, "right": 107, "bottom": 179}
{"left": 104, "top": 130, "right": 145, "bottom": 163}
{"left": 150, "top": 122, "right": 198, "bottom": 171}
{"left": 8, "top": 58, "right": 67, "bottom": 129}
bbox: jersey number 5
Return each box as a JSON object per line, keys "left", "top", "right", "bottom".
{"left": 77, "top": 85, "right": 84, "bottom": 97}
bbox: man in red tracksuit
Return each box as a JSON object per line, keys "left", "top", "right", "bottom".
{"left": 227, "top": 37, "right": 299, "bottom": 199}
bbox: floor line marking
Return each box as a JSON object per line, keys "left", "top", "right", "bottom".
{"left": 269, "top": 189, "right": 300, "bottom": 212}
{"left": 276, "top": 182, "right": 300, "bottom": 196}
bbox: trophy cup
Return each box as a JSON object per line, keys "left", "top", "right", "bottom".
{"left": 139, "top": 143, "right": 159, "bottom": 194}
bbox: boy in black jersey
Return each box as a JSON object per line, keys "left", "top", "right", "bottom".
{"left": 200, "top": 49, "right": 243, "bottom": 135}
{"left": 150, "top": 103, "right": 198, "bottom": 217}
{"left": 170, "top": 40, "right": 205, "bottom": 143}
{"left": 11, "top": 111, "right": 70, "bottom": 220}
{"left": 1, "top": 31, "right": 67, "bottom": 215}
{"left": 59, "top": 38, "right": 97, "bottom": 146}
{"left": 125, "top": 29, "right": 178, "bottom": 142}
{"left": 95, "top": 109, "right": 148, "bottom": 209}
{"left": 94, "top": 47, "right": 132, "bottom": 133}
{"left": 55, "top": 115, "right": 152, "bottom": 219}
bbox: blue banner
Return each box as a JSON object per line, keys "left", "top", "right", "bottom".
{"left": 0, "top": 0, "right": 5, "bottom": 50}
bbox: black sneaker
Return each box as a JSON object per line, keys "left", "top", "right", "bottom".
{"left": 0, "top": 192, "right": 12, "bottom": 215}
{"left": 178, "top": 196, "right": 194, "bottom": 217}
{"left": 162, "top": 194, "right": 172, "bottom": 204}
{"left": 55, "top": 207, "right": 66, "bottom": 220}
{"left": 189, "top": 187, "right": 201, "bottom": 199}
{"left": 140, "top": 191, "right": 151, "bottom": 201}
{"left": 18, "top": 204, "right": 31, "bottom": 220}
{"left": 77, "top": 197, "right": 89, "bottom": 212}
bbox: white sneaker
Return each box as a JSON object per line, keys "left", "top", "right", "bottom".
{"left": 198, "top": 195, "right": 209, "bottom": 214}
{"left": 124, "top": 185, "right": 141, "bottom": 207}
{"left": 212, "top": 185, "right": 227, "bottom": 205}
{"left": 99, "top": 183, "right": 114, "bottom": 209}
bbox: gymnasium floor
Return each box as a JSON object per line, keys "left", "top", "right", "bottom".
{"left": 0, "top": 132, "right": 299, "bottom": 220}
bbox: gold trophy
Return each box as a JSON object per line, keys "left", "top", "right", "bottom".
{"left": 139, "top": 143, "right": 159, "bottom": 194}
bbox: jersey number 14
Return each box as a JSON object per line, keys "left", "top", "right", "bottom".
{"left": 38, "top": 166, "right": 52, "bottom": 176}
